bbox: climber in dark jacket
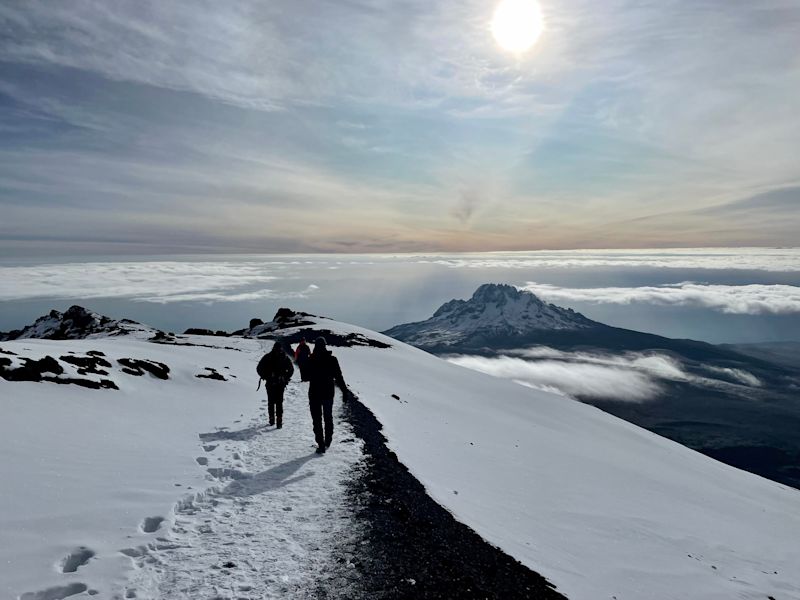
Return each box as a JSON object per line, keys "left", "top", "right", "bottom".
{"left": 256, "top": 341, "right": 294, "bottom": 428}
{"left": 305, "top": 337, "right": 347, "bottom": 454}
{"left": 294, "top": 337, "right": 311, "bottom": 381}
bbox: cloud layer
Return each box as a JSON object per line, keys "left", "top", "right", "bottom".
{"left": 448, "top": 354, "right": 663, "bottom": 402}
{"left": 521, "top": 281, "right": 800, "bottom": 315}
{"left": 420, "top": 248, "right": 800, "bottom": 272}
{"left": 0, "top": 261, "right": 318, "bottom": 304}
{"left": 448, "top": 346, "right": 762, "bottom": 403}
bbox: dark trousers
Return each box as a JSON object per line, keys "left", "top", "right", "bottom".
{"left": 267, "top": 385, "right": 285, "bottom": 426}
{"left": 309, "top": 395, "right": 334, "bottom": 447}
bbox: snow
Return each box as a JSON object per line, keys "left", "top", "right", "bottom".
{"left": 0, "top": 335, "right": 363, "bottom": 599}
{"left": 3, "top": 314, "right": 800, "bottom": 600}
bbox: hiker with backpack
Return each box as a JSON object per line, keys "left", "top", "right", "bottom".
{"left": 305, "top": 337, "right": 348, "bottom": 454}
{"left": 256, "top": 341, "right": 294, "bottom": 428}
{"left": 294, "top": 337, "right": 311, "bottom": 381}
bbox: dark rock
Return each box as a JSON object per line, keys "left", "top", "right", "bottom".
{"left": 117, "top": 358, "right": 170, "bottom": 380}
{"left": 249, "top": 318, "right": 264, "bottom": 329}
{"left": 0, "top": 354, "right": 117, "bottom": 389}
{"left": 60, "top": 354, "right": 112, "bottom": 372}
{"left": 262, "top": 327, "right": 390, "bottom": 349}
{"left": 196, "top": 368, "right": 227, "bottom": 381}
{"left": 184, "top": 328, "right": 216, "bottom": 336}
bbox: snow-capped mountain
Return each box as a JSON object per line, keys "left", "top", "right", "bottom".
{"left": 2, "top": 307, "right": 800, "bottom": 600}
{"left": 0, "top": 305, "right": 161, "bottom": 341}
{"left": 384, "top": 283, "right": 596, "bottom": 348}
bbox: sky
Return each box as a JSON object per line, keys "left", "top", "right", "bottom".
{"left": 1, "top": 0, "right": 798, "bottom": 254}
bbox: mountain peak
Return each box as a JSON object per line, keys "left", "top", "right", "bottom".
{"left": 385, "top": 283, "right": 597, "bottom": 349}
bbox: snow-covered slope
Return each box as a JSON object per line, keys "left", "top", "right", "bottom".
{"left": 383, "top": 283, "right": 595, "bottom": 348}
{"left": 0, "top": 305, "right": 161, "bottom": 340}
{"left": 2, "top": 309, "right": 800, "bottom": 600}
{"left": 0, "top": 332, "right": 364, "bottom": 600}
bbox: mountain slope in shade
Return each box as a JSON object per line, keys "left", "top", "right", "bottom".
{"left": 0, "top": 305, "right": 161, "bottom": 341}
{"left": 384, "top": 283, "right": 596, "bottom": 348}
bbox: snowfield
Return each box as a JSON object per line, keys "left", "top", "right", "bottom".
{"left": 2, "top": 315, "right": 800, "bottom": 600}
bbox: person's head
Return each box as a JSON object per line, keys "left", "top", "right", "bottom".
{"left": 299, "top": 337, "right": 307, "bottom": 346}
{"left": 313, "top": 336, "right": 327, "bottom": 354}
{"left": 271, "top": 341, "right": 284, "bottom": 354}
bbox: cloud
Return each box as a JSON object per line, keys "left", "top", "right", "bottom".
{"left": 420, "top": 248, "right": 800, "bottom": 272}
{"left": 0, "top": 261, "right": 319, "bottom": 303}
{"left": 703, "top": 366, "right": 762, "bottom": 388}
{"left": 450, "top": 189, "right": 482, "bottom": 225}
{"left": 521, "top": 281, "right": 800, "bottom": 315}
{"left": 448, "top": 354, "right": 662, "bottom": 402}
{"left": 139, "top": 285, "right": 320, "bottom": 304}
{"left": 449, "top": 345, "right": 763, "bottom": 402}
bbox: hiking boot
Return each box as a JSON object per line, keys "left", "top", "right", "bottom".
{"left": 276, "top": 422, "right": 282, "bottom": 429}
{"left": 325, "top": 439, "right": 332, "bottom": 449}
{"left": 315, "top": 445, "right": 326, "bottom": 454}
{"left": 268, "top": 420, "right": 275, "bottom": 426}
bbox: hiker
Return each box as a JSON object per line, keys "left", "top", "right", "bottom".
{"left": 256, "top": 341, "right": 294, "bottom": 428}
{"left": 306, "top": 337, "right": 348, "bottom": 454}
{"left": 294, "top": 337, "right": 311, "bottom": 381}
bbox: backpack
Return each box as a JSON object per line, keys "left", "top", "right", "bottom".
{"left": 256, "top": 354, "right": 271, "bottom": 380}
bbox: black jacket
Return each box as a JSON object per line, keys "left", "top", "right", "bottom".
{"left": 306, "top": 350, "right": 346, "bottom": 401}
{"left": 257, "top": 349, "right": 294, "bottom": 388}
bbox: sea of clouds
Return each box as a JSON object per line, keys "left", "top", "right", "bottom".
{"left": 448, "top": 346, "right": 762, "bottom": 403}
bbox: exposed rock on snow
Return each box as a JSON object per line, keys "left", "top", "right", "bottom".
{"left": 236, "top": 308, "right": 391, "bottom": 348}
{"left": 0, "top": 352, "right": 119, "bottom": 389}
{"left": 0, "top": 305, "right": 162, "bottom": 341}
{"left": 195, "top": 367, "right": 227, "bottom": 381}
{"left": 384, "top": 283, "right": 595, "bottom": 348}
{"left": 183, "top": 328, "right": 230, "bottom": 337}
{"left": 117, "top": 358, "right": 170, "bottom": 380}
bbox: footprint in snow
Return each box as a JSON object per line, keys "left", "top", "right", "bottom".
{"left": 19, "top": 583, "right": 88, "bottom": 600}
{"left": 140, "top": 516, "right": 164, "bottom": 533}
{"left": 58, "top": 546, "right": 95, "bottom": 573}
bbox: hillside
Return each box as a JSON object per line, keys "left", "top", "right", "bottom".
{"left": 2, "top": 308, "right": 800, "bottom": 599}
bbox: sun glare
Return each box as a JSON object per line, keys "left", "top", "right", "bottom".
{"left": 491, "top": 0, "right": 544, "bottom": 54}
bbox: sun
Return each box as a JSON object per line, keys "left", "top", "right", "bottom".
{"left": 491, "top": 0, "right": 544, "bottom": 54}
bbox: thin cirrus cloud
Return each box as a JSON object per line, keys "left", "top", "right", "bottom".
{"left": 521, "top": 281, "right": 800, "bottom": 315}
{"left": 0, "top": 261, "right": 319, "bottom": 304}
